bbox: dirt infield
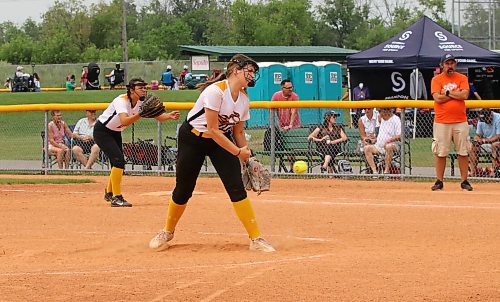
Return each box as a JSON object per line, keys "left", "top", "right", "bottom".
{"left": 0, "top": 175, "right": 499, "bottom": 301}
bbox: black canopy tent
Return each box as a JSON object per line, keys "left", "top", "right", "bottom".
{"left": 346, "top": 16, "right": 500, "bottom": 137}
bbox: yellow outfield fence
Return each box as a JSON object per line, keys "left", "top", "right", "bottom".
{"left": 0, "top": 100, "right": 499, "bottom": 182}
{"left": 1, "top": 100, "right": 500, "bottom": 112}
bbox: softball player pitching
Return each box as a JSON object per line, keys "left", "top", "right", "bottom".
{"left": 149, "top": 54, "right": 275, "bottom": 252}
{"left": 93, "top": 78, "right": 180, "bottom": 207}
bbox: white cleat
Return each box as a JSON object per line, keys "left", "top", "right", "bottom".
{"left": 249, "top": 237, "right": 276, "bottom": 253}
{"left": 149, "top": 229, "right": 174, "bottom": 250}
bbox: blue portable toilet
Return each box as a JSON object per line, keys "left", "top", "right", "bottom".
{"left": 313, "top": 61, "right": 344, "bottom": 124}
{"left": 285, "top": 62, "right": 320, "bottom": 126}
{"left": 247, "top": 62, "right": 288, "bottom": 128}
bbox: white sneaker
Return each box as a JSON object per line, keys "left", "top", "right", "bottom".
{"left": 249, "top": 237, "right": 276, "bottom": 252}
{"left": 149, "top": 229, "right": 174, "bottom": 250}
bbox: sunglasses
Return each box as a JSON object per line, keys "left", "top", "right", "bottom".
{"left": 282, "top": 86, "right": 293, "bottom": 89}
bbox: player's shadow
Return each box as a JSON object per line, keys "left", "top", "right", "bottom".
{"left": 156, "top": 242, "right": 248, "bottom": 252}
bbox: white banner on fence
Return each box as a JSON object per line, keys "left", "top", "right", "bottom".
{"left": 191, "top": 56, "right": 210, "bottom": 71}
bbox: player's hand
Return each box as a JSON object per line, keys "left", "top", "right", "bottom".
{"left": 168, "top": 111, "right": 180, "bottom": 120}
{"left": 237, "top": 146, "right": 251, "bottom": 161}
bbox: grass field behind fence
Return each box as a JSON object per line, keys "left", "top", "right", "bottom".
{"left": 0, "top": 90, "right": 434, "bottom": 167}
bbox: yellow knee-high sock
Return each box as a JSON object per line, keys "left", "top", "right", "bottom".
{"left": 232, "top": 198, "right": 260, "bottom": 239}
{"left": 164, "top": 198, "right": 187, "bottom": 232}
{"left": 110, "top": 167, "right": 124, "bottom": 197}
{"left": 106, "top": 179, "right": 113, "bottom": 194}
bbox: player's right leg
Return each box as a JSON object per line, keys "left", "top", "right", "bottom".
{"left": 150, "top": 122, "right": 208, "bottom": 250}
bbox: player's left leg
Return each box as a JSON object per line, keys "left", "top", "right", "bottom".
{"left": 209, "top": 145, "right": 275, "bottom": 252}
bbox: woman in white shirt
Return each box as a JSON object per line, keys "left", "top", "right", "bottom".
{"left": 149, "top": 54, "right": 275, "bottom": 253}
{"left": 93, "top": 78, "right": 180, "bottom": 207}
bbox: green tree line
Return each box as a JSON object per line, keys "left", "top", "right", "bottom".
{"left": 0, "top": 0, "right": 469, "bottom": 65}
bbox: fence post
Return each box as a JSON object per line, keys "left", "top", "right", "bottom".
{"left": 44, "top": 111, "right": 49, "bottom": 175}
{"left": 400, "top": 108, "right": 406, "bottom": 179}
{"left": 270, "top": 109, "right": 276, "bottom": 173}
{"left": 157, "top": 120, "right": 162, "bottom": 174}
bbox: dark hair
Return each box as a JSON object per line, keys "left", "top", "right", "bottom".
{"left": 321, "top": 112, "right": 341, "bottom": 132}
{"left": 33, "top": 72, "right": 39, "bottom": 80}
{"left": 280, "top": 79, "right": 292, "bottom": 86}
{"left": 197, "top": 53, "right": 258, "bottom": 92}
{"left": 126, "top": 77, "right": 147, "bottom": 100}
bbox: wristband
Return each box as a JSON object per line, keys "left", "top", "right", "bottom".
{"left": 235, "top": 148, "right": 241, "bottom": 156}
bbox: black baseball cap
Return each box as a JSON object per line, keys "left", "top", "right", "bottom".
{"left": 440, "top": 53, "right": 456, "bottom": 64}
{"left": 324, "top": 110, "right": 340, "bottom": 118}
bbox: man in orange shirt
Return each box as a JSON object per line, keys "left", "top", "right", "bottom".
{"left": 430, "top": 54, "right": 473, "bottom": 191}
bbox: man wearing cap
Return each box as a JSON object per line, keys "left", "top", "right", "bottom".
{"left": 470, "top": 109, "right": 500, "bottom": 176}
{"left": 161, "top": 65, "right": 176, "bottom": 90}
{"left": 179, "top": 65, "right": 190, "bottom": 85}
{"left": 430, "top": 53, "right": 473, "bottom": 191}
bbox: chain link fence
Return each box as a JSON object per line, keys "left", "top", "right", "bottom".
{"left": 0, "top": 105, "right": 499, "bottom": 181}
{"left": 0, "top": 61, "right": 226, "bottom": 89}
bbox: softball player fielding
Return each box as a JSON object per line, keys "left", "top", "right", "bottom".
{"left": 94, "top": 78, "right": 180, "bottom": 207}
{"left": 149, "top": 54, "right": 275, "bottom": 252}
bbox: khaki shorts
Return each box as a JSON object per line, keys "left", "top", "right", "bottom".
{"left": 432, "top": 122, "right": 470, "bottom": 157}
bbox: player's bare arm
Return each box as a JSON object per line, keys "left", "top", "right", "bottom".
{"left": 118, "top": 112, "right": 141, "bottom": 126}
{"left": 205, "top": 108, "right": 250, "bottom": 160}
{"left": 155, "top": 111, "right": 180, "bottom": 122}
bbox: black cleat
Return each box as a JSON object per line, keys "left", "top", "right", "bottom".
{"left": 460, "top": 180, "right": 473, "bottom": 191}
{"left": 431, "top": 179, "right": 443, "bottom": 191}
{"left": 104, "top": 190, "right": 113, "bottom": 202}
{"left": 111, "top": 195, "right": 132, "bottom": 207}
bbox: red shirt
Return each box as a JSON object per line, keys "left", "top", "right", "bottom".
{"left": 271, "top": 91, "right": 301, "bottom": 129}
{"left": 431, "top": 72, "right": 469, "bottom": 123}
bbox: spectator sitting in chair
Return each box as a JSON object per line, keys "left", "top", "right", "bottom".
{"left": 308, "top": 110, "right": 347, "bottom": 173}
{"left": 72, "top": 110, "right": 100, "bottom": 169}
{"left": 179, "top": 65, "right": 190, "bottom": 85}
{"left": 160, "top": 65, "right": 176, "bottom": 90}
{"left": 15, "top": 66, "right": 24, "bottom": 78}
{"left": 105, "top": 63, "right": 124, "bottom": 89}
{"left": 358, "top": 107, "right": 379, "bottom": 151}
{"left": 66, "top": 74, "right": 76, "bottom": 91}
{"left": 364, "top": 107, "right": 401, "bottom": 175}
{"left": 470, "top": 108, "right": 500, "bottom": 176}
{"left": 4, "top": 77, "right": 12, "bottom": 90}
{"left": 48, "top": 110, "right": 74, "bottom": 169}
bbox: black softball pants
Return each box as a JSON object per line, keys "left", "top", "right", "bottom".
{"left": 93, "top": 121, "right": 126, "bottom": 169}
{"left": 172, "top": 121, "right": 247, "bottom": 204}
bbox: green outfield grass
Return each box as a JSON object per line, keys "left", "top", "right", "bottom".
{"left": 0, "top": 90, "right": 199, "bottom": 161}
{"left": 0, "top": 178, "right": 95, "bottom": 184}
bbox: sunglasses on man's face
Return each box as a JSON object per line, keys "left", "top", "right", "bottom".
{"left": 282, "top": 86, "right": 293, "bottom": 90}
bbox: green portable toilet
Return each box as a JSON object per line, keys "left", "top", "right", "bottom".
{"left": 247, "top": 62, "right": 288, "bottom": 128}
{"left": 285, "top": 62, "right": 320, "bottom": 126}
{"left": 313, "top": 61, "right": 344, "bottom": 124}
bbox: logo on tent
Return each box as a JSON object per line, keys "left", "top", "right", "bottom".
{"left": 399, "top": 31, "right": 412, "bottom": 41}
{"left": 434, "top": 31, "right": 447, "bottom": 41}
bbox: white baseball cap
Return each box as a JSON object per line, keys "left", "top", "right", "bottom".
{"left": 167, "top": 65, "right": 172, "bottom": 70}
{"left": 183, "top": 65, "right": 188, "bottom": 69}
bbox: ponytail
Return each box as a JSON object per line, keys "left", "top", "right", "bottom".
{"left": 197, "top": 73, "right": 227, "bottom": 92}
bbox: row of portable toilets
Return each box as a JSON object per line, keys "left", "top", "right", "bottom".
{"left": 246, "top": 61, "right": 344, "bottom": 128}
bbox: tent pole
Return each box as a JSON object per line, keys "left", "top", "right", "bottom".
{"left": 412, "top": 68, "right": 418, "bottom": 139}
{"left": 347, "top": 68, "right": 353, "bottom": 127}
